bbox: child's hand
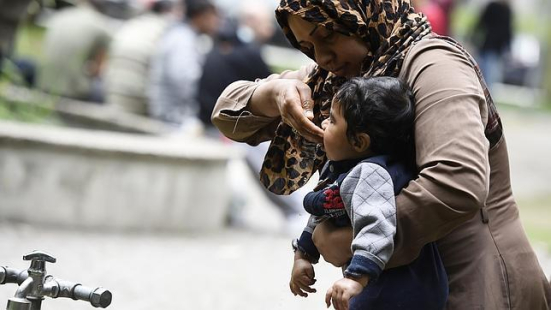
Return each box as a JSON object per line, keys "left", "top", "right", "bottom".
{"left": 325, "top": 277, "right": 365, "bottom": 310}
{"left": 289, "top": 256, "right": 317, "bottom": 297}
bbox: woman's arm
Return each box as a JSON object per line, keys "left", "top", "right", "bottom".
{"left": 388, "top": 40, "right": 491, "bottom": 267}
{"left": 313, "top": 40, "right": 491, "bottom": 268}
{"left": 211, "top": 63, "right": 323, "bottom": 145}
{"left": 312, "top": 221, "right": 352, "bottom": 267}
{"left": 211, "top": 79, "right": 280, "bottom": 145}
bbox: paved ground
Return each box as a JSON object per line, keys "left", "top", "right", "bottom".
{"left": 0, "top": 109, "right": 550, "bottom": 310}
{"left": 0, "top": 225, "right": 344, "bottom": 310}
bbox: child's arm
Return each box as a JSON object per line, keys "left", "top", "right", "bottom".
{"left": 303, "top": 181, "right": 347, "bottom": 218}
{"left": 325, "top": 162, "right": 397, "bottom": 308}
{"left": 340, "top": 161, "right": 397, "bottom": 281}
{"left": 289, "top": 215, "right": 323, "bottom": 297}
{"left": 290, "top": 248, "right": 317, "bottom": 297}
{"left": 295, "top": 215, "right": 322, "bottom": 264}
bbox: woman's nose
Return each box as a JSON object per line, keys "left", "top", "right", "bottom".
{"left": 314, "top": 45, "right": 333, "bottom": 70}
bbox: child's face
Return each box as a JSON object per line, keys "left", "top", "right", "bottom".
{"left": 321, "top": 100, "right": 365, "bottom": 161}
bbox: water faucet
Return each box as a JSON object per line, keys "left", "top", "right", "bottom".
{"left": 1, "top": 251, "right": 111, "bottom": 310}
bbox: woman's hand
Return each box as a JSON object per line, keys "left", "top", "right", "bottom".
{"left": 312, "top": 220, "right": 353, "bottom": 267}
{"left": 250, "top": 79, "right": 324, "bottom": 143}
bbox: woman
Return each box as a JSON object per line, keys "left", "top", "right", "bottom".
{"left": 211, "top": 0, "right": 551, "bottom": 309}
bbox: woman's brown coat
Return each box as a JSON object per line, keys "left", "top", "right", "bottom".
{"left": 212, "top": 38, "right": 551, "bottom": 309}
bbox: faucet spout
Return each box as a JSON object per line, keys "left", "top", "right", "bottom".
{"left": 6, "top": 277, "right": 34, "bottom": 310}
{"left": 14, "top": 277, "right": 33, "bottom": 299}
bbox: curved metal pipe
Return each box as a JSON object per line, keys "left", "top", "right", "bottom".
{"left": 13, "top": 277, "right": 33, "bottom": 299}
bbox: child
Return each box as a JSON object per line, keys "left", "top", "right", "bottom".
{"left": 289, "top": 77, "right": 448, "bottom": 309}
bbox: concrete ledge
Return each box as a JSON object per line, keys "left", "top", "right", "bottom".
{"left": 0, "top": 121, "right": 240, "bottom": 232}
{"left": 0, "top": 84, "right": 173, "bottom": 135}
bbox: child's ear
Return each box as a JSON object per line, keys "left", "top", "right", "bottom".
{"left": 353, "top": 133, "right": 371, "bottom": 152}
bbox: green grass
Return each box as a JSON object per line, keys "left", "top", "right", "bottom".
{"left": 518, "top": 194, "right": 551, "bottom": 251}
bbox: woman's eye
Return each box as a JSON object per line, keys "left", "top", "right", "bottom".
{"left": 300, "top": 46, "right": 312, "bottom": 53}
{"left": 299, "top": 44, "right": 313, "bottom": 54}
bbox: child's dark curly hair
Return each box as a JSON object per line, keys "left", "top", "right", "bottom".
{"left": 333, "top": 76, "right": 416, "bottom": 161}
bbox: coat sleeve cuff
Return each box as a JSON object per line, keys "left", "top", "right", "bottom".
{"left": 344, "top": 254, "right": 383, "bottom": 281}
{"left": 297, "top": 231, "right": 320, "bottom": 264}
{"left": 211, "top": 80, "right": 279, "bottom": 144}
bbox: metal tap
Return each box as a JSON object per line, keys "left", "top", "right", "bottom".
{"left": 1, "top": 251, "right": 111, "bottom": 310}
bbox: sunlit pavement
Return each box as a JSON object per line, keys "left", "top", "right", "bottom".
{"left": 0, "top": 225, "right": 343, "bottom": 310}
{"left": 0, "top": 109, "right": 550, "bottom": 310}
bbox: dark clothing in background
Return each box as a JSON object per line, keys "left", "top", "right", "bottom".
{"left": 473, "top": 1, "right": 513, "bottom": 88}
{"left": 198, "top": 43, "right": 271, "bottom": 127}
{"left": 0, "top": 0, "right": 36, "bottom": 87}
{"left": 476, "top": 1, "right": 512, "bottom": 53}
{"left": 0, "top": 0, "right": 33, "bottom": 54}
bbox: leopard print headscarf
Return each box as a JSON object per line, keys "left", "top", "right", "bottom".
{"left": 259, "top": 0, "right": 431, "bottom": 195}
{"left": 260, "top": 0, "right": 501, "bottom": 195}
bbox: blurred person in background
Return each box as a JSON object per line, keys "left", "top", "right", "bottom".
{"left": 38, "top": 0, "right": 114, "bottom": 102}
{"left": 197, "top": 0, "right": 274, "bottom": 132}
{"left": 434, "top": 0, "right": 455, "bottom": 37}
{"left": 105, "top": 0, "right": 176, "bottom": 115}
{"left": 472, "top": 0, "right": 513, "bottom": 90}
{"left": 0, "top": 0, "right": 36, "bottom": 86}
{"left": 148, "top": 0, "right": 220, "bottom": 133}
{"left": 200, "top": 1, "right": 312, "bottom": 232}
{"left": 0, "top": 0, "right": 32, "bottom": 65}
{"left": 411, "top": 0, "right": 447, "bottom": 36}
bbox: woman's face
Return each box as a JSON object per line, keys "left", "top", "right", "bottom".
{"left": 287, "top": 15, "right": 368, "bottom": 78}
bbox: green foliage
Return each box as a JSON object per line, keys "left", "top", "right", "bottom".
{"left": 14, "top": 22, "right": 46, "bottom": 63}
{"left": 0, "top": 82, "right": 60, "bottom": 125}
{"left": 0, "top": 21, "right": 60, "bottom": 124}
{"left": 518, "top": 194, "right": 551, "bottom": 251}
{"left": 450, "top": 6, "right": 478, "bottom": 41}
{"left": 0, "top": 98, "right": 59, "bottom": 124}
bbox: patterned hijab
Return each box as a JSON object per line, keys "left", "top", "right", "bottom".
{"left": 259, "top": 0, "right": 432, "bottom": 195}
{"left": 260, "top": 0, "right": 503, "bottom": 194}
